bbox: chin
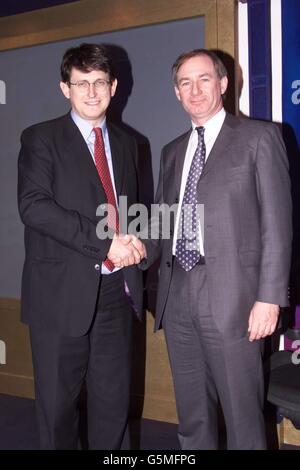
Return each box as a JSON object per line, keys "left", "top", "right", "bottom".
{"left": 190, "top": 104, "right": 206, "bottom": 114}
{"left": 85, "top": 112, "right": 100, "bottom": 119}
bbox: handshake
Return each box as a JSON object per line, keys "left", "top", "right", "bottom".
{"left": 107, "top": 233, "right": 147, "bottom": 268}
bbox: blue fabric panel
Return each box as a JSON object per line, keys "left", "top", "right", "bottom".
{"left": 282, "top": 0, "right": 300, "bottom": 310}
{"left": 282, "top": 0, "right": 300, "bottom": 148}
{"left": 247, "top": 0, "right": 272, "bottom": 119}
{"left": 0, "top": 1, "right": 77, "bottom": 18}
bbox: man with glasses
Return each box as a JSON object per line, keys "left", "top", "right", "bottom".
{"left": 18, "top": 43, "right": 145, "bottom": 449}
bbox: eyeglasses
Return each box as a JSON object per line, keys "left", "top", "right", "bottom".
{"left": 69, "top": 79, "right": 111, "bottom": 92}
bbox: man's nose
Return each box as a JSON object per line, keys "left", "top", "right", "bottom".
{"left": 191, "top": 81, "right": 202, "bottom": 95}
{"left": 87, "top": 83, "right": 96, "bottom": 97}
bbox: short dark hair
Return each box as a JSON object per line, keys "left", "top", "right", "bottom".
{"left": 60, "top": 43, "right": 116, "bottom": 83}
{"left": 172, "top": 49, "right": 228, "bottom": 85}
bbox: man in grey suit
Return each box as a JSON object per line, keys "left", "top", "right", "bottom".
{"left": 138, "top": 49, "right": 292, "bottom": 449}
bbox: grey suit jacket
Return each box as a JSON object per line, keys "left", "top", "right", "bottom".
{"left": 143, "top": 113, "right": 292, "bottom": 337}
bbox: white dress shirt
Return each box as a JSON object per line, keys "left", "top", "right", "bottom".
{"left": 172, "top": 108, "right": 226, "bottom": 256}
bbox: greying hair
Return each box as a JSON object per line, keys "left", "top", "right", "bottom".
{"left": 172, "top": 49, "right": 227, "bottom": 85}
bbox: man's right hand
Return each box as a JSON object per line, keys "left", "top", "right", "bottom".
{"left": 107, "top": 233, "right": 146, "bottom": 267}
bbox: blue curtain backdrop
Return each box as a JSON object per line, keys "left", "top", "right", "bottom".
{"left": 247, "top": 0, "right": 271, "bottom": 120}
{"left": 282, "top": 0, "right": 300, "bottom": 147}
{"left": 282, "top": 0, "right": 300, "bottom": 327}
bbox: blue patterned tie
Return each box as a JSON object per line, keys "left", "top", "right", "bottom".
{"left": 175, "top": 126, "right": 206, "bottom": 271}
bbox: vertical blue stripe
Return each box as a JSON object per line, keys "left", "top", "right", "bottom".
{"left": 247, "top": 0, "right": 272, "bottom": 119}
{"left": 282, "top": 0, "right": 300, "bottom": 326}
{"left": 282, "top": 0, "right": 300, "bottom": 148}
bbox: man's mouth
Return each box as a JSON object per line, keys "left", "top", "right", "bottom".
{"left": 190, "top": 99, "right": 205, "bottom": 105}
{"left": 85, "top": 101, "right": 100, "bottom": 106}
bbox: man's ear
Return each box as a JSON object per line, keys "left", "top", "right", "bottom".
{"left": 110, "top": 78, "right": 118, "bottom": 97}
{"left": 220, "top": 76, "right": 228, "bottom": 96}
{"left": 60, "top": 81, "right": 70, "bottom": 99}
{"left": 174, "top": 85, "right": 181, "bottom": 102}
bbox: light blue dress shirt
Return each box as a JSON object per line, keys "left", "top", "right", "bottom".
{"left": 71, "top": 110, "right": 119, "bottom": 274}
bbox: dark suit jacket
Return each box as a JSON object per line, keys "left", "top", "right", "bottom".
{"left": 18, "top": 112, "right": 143, "bottom": 336}
{"left": 143, "top": 113, "right": 292, "bottom": 338}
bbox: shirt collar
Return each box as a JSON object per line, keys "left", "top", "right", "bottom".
{"left": 70, "top": 109, "right": 107, "bottom": 142}
{"left": 191, "top": 107, "right": 226, "bottom": 139}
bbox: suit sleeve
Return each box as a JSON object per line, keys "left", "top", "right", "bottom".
{"left": 18, "top": 128, "right": 112, "bottom": 261}
{"left": 255, "top": 124, "right": 292, "bottom": 306}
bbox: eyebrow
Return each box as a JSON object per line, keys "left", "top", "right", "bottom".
{"left": 178, "top": 73, "right": 212, "bottom": 83}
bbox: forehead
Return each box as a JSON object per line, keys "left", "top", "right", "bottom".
{"left": 177, "top": 55, "right": 216, "bottom": 78}
{"left": 69, "top": 67, "right": 109, "bottom": 80}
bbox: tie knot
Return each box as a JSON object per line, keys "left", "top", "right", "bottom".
{"left": 196, "top": 126, "right": 205, "bottom": 138}
{"left": 93, "top": 127, "right": 103, "bottom": 140}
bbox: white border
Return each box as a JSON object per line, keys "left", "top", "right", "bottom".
{"left": 271, "top": 0, "right": 282, "bottom": 123}
{"left": 238, "top": 1, "right": 250, "bottom": 116}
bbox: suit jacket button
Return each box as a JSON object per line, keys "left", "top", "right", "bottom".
{"left": 166, "top": 261, "right": 171, "bottom": 268}
{"left": 94, "top": 264, "right": 100, "bottom": 271}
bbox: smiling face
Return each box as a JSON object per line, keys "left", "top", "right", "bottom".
{"left": 60, "top": 67, "right": 117, "bottom": 127}
{"left": 174, "top": 54, "right": 228, "bottom": 126}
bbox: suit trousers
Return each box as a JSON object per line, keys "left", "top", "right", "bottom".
{"left": 29, "top": 270, "right": 133, "bottom": 450}
{"left": 162, "top": 258, "right": 266, "bottom": 449}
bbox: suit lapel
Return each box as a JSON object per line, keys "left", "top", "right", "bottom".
{"left": 62, "top": 113, "right": 106, "bottom": 198}
{"left": 107, "top": 123, "right": 124, "bottom": 197}
{"left": 174, "top": 130, "right": 192, "bottom": 196}
{"left": 201, "top": 113, "right": 239, "bottom": 178}
{"left": 63, "top": 116, "right": 126, "bottom": 201}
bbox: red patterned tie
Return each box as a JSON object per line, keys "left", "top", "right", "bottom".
{"left": 94, "top": 127, "right": 119, "bottom": 271}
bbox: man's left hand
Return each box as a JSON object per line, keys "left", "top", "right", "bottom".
{"left": 248, "top": 301, "right": 280, "bottom": 342}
